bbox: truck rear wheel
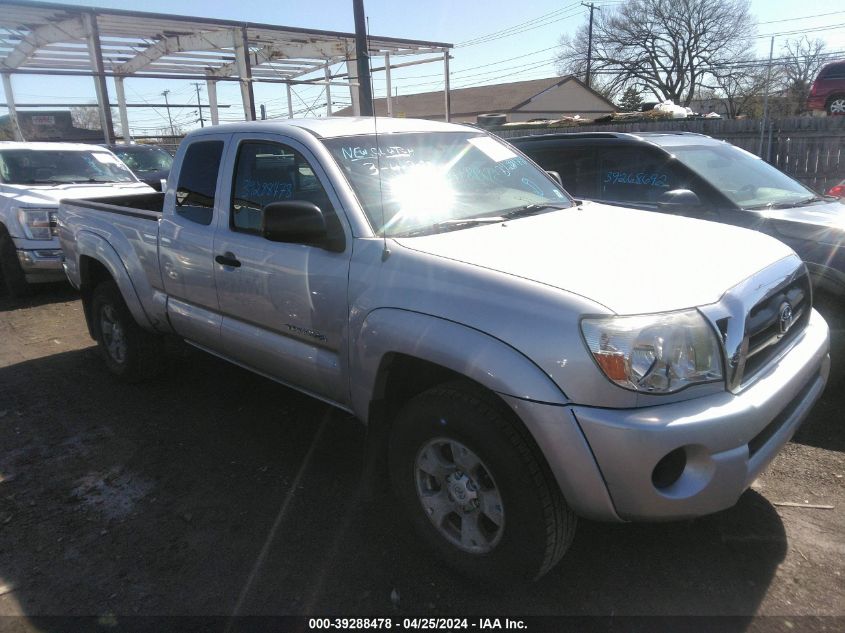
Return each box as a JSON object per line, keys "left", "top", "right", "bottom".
{"left": 0, "top": 227, "right": 31, "bottom": 299}
{"left": 388, "top": 382, "right": 576, "bottom": 582}
{"left": 90, "top": 280, "right": 159, "bottom": 382}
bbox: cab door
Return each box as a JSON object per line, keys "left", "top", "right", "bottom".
{"left": 212, "top": 133, "right": 353, "bottom": 406}
{"left": 159, "top": 136, "right": 227, "bottom": 349}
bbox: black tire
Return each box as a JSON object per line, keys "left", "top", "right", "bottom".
{"left": 389, "top": 382, "right": 576, "bottom": 582}
{"left": 0, "top": 226, "right": 31, "bottom": 299}
{"left": 90, "top": 280, "right": 160, "bottom": 382}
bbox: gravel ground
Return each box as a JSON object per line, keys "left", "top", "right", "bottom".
{"left": 0, "top": 283, "right": 842, "bottom": 625}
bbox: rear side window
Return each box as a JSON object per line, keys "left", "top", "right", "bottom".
{"left": 820, "top": 63, "right": 845, "bottom": 79}
{"left": 175, "top": 141, "right": 224, "bottom": 225}
{"left": 596, "top": 147, "right": 684, "bottom": 204}
{"left": 521, "top": 145, "right": 599, "bottom": 198}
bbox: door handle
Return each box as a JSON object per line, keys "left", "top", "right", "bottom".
{"left": 215, "top": 253, "right": 241, "bottom": 268}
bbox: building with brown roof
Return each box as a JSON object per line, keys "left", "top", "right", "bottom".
{"left": 335, "top": 76, "right": 616, "bottom": 123}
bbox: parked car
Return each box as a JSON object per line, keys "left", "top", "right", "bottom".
{"left": 59, "top": 118, "right": 829, "bottom": 581}
{"left": 102, "top": 143, "right": 173, "bottom": 191}
{"left": 0, "top": 142, "right": 154, "bottom": 297}
{"left": 512, "top": 132, "right": 845, "bottom": 294}
{"left": 807, "top": 60, "right": 845, "bottom": 115}
{"left": 828, "top": 179, "right": 845, "bottom": 199}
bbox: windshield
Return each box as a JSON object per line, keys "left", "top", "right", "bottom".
{"left": 668, "top": 144, "right": 816, "bottom": 209}
{"left": 322, "top": 131, "right": 571, "bottom": 236}
{"left": 0, "top": 149, "right": 136, "bottom": 185}
{"left": 112, "top": 146, "right": 173, "bottom": 173}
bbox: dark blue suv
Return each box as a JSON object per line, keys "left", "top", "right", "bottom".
{"left": 511, "top": 132, "right": 845, "bottom": 294}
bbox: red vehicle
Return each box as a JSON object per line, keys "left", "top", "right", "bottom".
{"left": 828, "top": 180, "right": 845, "bottom": 199}
{"left": 807, "top": 61, "right": 845, "bottom": 115}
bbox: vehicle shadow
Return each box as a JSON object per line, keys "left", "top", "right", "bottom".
{"left": 792, "top": 291, "right": 845, "bottom": 452}
{"left": 0, "top": 282, "right": 78, "bottom": 313}
{"left": 0, "top": 346, "right": 787, "bottom": 625}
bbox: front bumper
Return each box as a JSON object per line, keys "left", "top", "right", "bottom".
{"left": 17, "top": 248, "right": 65, "bottom": 283}
{"left": 570, "top": 308, "right": 829, "bottom": 521}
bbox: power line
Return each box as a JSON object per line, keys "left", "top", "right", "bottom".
{"left": 457, "top": 2, "right": 581, "bottom": 46}
{"left": 755, "top": 21, "right": 845, "bottom": 39}
{"left": 759, "top": 10, "right": 845, "bottom": 25}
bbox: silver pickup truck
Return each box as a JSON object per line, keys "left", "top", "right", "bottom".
{"left": 59, "top": 118, "right": 830, "bottom": 581}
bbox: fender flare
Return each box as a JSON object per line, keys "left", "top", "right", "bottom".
{"left": 75, "top": 230, "right": 153, "bottom": 331}
{"left": 350, "top": 307, "right": 568, "bottom": 421}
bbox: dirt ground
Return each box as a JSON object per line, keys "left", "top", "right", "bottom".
{"left": 0, "top": 283, "right": 843, "bottom": 627}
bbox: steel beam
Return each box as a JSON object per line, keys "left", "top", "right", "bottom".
{"left": 325, "top": 64, "right": 333, "bottom": 116}
{"left": 1, "top": 17, "right": 86, "bottom": 69}
{"left": 206, "top": 79, "right": 219, "bottom": 125}
{"left": 114, "top": 76, "right": 131, "bottom": 142}
{"left": 114, "top": 30, "right": 234, "bottom": 75}
{"left": 385, "top": 53, "right": 392, "bottom": 117}
{"left": 347, "top": 57, "right": 360, "bottom": 116}
{"left": 234, "top": 27, "right": 256, "bottom": 121}
{"left": 83, "top": 13, "right": 115, "bottom": 144}
{"left": 1, "top": 73, "right": 23, "bottom": 140}
{"left": 286, "top": 83, "right": 293, "bottom": 118}
{"left": 443, "top": 52, "right": 451, "bottom": 123}
{"left": 207, "top": 41, "right": 343, "bottom": 78}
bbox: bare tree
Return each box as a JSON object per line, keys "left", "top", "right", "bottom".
{"left": 556, "top": 0, "right": 756, "bottom": 106}
{"left": 708, "top": 59, "right": 775, "bottom": 118}
{"left": 779, "top": 37, "right": 828, "bottom": 114}
{"left": 70, "top": 105, "right": 110, "bottom": 130}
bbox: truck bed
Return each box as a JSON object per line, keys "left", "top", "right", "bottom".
{"left": 68, "top": 192, "right": 164, "bottom": 220}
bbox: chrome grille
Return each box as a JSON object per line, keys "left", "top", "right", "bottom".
{"left": 699, "top": 254, "right": 811, "bottom": 393}
{"left": 742, "top": 268, "right": 811, "bottom": 382}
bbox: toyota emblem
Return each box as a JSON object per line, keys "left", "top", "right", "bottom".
{"left": 778, "top": 302, "right": 794, "bottom": 336}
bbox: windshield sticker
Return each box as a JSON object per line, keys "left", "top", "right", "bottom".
{"left": 468, "top": 136, "right": 517, "bottom": 163}
{"left": 521, "top": 177, "right": 544, "bottom": 196}
{"left": 448, "top": 156, "right": 530, "bottom": 186}
{"left": 604, "top": 171, "right": 669, "bottom": 187}
{"left": 92, "top": 153, "right": 121, "bottom": 165}
{"left": 340, "top": 146, "right": 414, "bottom": 162}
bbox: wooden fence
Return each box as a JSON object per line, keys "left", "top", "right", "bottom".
{"left": 493, "top": 116, "right": 845, "bottom": 194}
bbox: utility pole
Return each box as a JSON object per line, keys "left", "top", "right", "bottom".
{"left": 759, "top": 36, "right": 775, "bottom": 159}
{"left": 193, "top": 82, "right": 205, "bottom": 127}
{"left": 161, "top": 89, "right": 175, "bottom": 136}
{"left": 260, "top": 104, "right": 266, "bottom": 120}
{"left": 353, "top": 0, "right": 374, "bottom": 116}
{"left": 582, "top": 2, "right": 600, "bottom": 89}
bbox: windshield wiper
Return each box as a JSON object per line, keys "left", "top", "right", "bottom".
{"left": 744, "top": 196, "right": 827, "bottom": 211}
{"left": 396, "top": 216, "right": 505, "bottom": 237}
{"left": 793, "top": 196, "right": 827, "bottom": 206}
{"left": 24, "top": 178, "right": 68, "bottom": 185}
{"left": 502, "top": 203, "right": 570, "bottom": 219}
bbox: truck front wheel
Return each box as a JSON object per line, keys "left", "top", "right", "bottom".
{"left": 388, "top": 382, "right": 576, "bottom": 581}
{"left": 90, "top": 280, "right": 159, "bottom": 381}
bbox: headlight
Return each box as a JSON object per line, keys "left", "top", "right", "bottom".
{"left": 17, "top": 207, "right": 58, "bottom": 240}
{"left": 581, "top": 310, "right": 723, "bottom": 393}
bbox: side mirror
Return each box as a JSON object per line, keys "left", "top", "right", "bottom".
{"left": 261, "top": 201, "right": 327, "bottom": 245}
{"left": 546, "top": 170, "right": 563, "bottom": 187}
{"left": 657, "top": 189, "right": 701, "bottom": 209}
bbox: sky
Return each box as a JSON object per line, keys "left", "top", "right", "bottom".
{"left": 2, "top": 0, "right": 845, "bottom": 136}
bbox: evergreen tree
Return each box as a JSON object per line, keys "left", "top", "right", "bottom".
{"left": 618, "top": 87, "right": 643, "bottom": 112}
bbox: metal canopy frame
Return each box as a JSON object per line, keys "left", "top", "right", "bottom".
{"left": 0, "top": 0, "right": 453, "bottom": 142}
